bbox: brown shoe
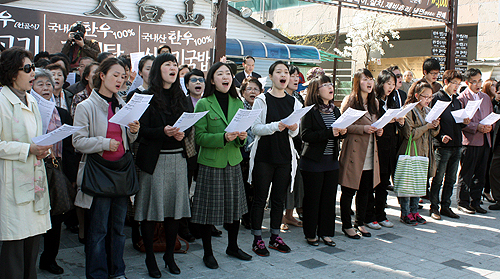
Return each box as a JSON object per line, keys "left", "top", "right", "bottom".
{"left": 429, "top": 208, "right": 441, "bottom": 220}
{"left": 457, "top": 205, "right": 475, "bottom": 214}
{"left": 440, "top": 207, "right": 460, "bottom": 219}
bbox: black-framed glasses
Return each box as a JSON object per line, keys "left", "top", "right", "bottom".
{"left": 395, "top": 74, "right": 403, "bottom": 78}
{"left": 190, "top": 77, "right": 205, "bottom": 83}
{"left": 18, "top": 64, "right": 35, "bottom": 73}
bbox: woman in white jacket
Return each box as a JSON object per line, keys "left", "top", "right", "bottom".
{"left": 0, "top": 47, "right": 52, "bottom": 279}
{"left": 249, "top": 61, "right": 301, "bottom": 257}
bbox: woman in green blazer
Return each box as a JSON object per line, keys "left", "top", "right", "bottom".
{"left": 191, "top": 62, "right": 252, "bottom": 269}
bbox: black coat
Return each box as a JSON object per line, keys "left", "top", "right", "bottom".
{"left": 300, "top": 106, "right": 344, "bottom": 162}
{"left": 136, "top": 94, "right": 191, "bottom": 174}
{"left": 235, "top": 71, "right": 261, "bottom": 86}
{"left": 431, "top": 89, "right": 466, "bottom": 148}
{"left": 492, "top": 98, "right": 500, "bottom": 149}
{"left": 376, "top": 99, "right": 400, "bottom": 175}
{"left": 57, "top": 107, "right": 79, "bottom": 183}
{"left": 387, "top": 89, "right": 407, "bottom": 109}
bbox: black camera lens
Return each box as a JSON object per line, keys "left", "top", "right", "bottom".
{"left": 74, "top": 32, "right": 83, "bottom": 40}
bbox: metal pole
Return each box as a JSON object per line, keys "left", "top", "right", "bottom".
{"left": 332, "top": 3, "right": 342, "bottom": 91}
{"left": 214, "top": 0, "right": 228, "bottom": 62}
{"left": 445, "top": 0, "right": 457, "bottom": 70}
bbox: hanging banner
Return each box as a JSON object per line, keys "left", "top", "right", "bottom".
{"left": 300, "top": 0, "right": 449, "bottom": 22}
{"left": 0, "top": 4, "right": 215, "bottom": 71}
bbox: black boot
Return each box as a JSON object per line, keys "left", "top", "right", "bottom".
{"left": 141, "top": 221, "right": 161, "bottom": 278}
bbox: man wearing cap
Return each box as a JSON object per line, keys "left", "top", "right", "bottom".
{"left": 62, "top": 22, "right": 101, "bottom": 71}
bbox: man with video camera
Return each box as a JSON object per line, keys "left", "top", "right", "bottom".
{"left": 62, "top": 22, "right": 101, "bottom": 71}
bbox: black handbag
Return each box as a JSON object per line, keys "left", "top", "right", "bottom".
{"left": 81, "top": 151, "right": 139, "bottom": 197}
{"left": 44, "top": 156, "right": 76, "bottom": 216}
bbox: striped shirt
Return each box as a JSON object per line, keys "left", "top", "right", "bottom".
{"left": 320, "top": 112, "right": 336, "bottom": 155}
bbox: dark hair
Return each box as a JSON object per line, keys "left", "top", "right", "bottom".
{"left": 49, "top": 55, "right": 69, "bottom": 75}
{"left": 243, "top": 55, "right": 255, "bottom": 63}
{"left": 0, "top": 47, "right": 34, "bottom": 86}
{"left": 289, "top": 65, "right": 300, "bottom": 75}
{"left": 482, "top": 79, "right": 496, "bottom": 100}
{"left": 0, "top": 44, "right": 5, "bottom": 52}
{"left": 268, "top": 60, "right": 288, "bottom": 76}
{"left": 464, "top": 68, "right": 482, "bottom": 82}
{"left": 157, "top": 44, "right": 171, "bottom": 54}
{"left": 305, "top": 75, "right": 332, "bottom": 107}
{"left": 386, "top": 65, "right": 400, "bottom": 73}
{"left": 79, "top": 56, "right": 94, "bottom": 63}
{"left": 405, "top": 80, "right": 433, "bottom": 105}
{"left": 138, "top": 55, "right": 155, "bottom": 72}
{"left": 203, "top": 62, "right": 239, "bottom": 99}
{"left": 117, "top": 55, "right": 131, "bottom": 70}
{"left": 496, "top": 81, "right": 500, "bottom": 93}
{"left": 184, "top": 69, "right": 205, "bottom": 86}
{"left": 97, "top": 52, "right": 113, "bottom": 63}
{"left": 179, "top": 64, "right": 192, "bottom": 74}
{"left": 422, "top": 58, "right": 441, "bottom": 74}
{"left": 442, "top": 69, "right": 463, "bottom": 83}
{"left": 375, "top": 70, "right": 397, "bottom": 99}
{"left": 345, "top": 68, "right": 378, "bottom": 115}
{"left": 81, "top": 62, "right": 99, "bottom": 87}
{"left": 35, "top": 58, "right": 50, "bottom": 69}
{"left": 69, "top": 21, "right": 86, "bottom": 34}
{"left": 148, "top": 53, "right": 185, "bottom": 115}
{"left": 240, "top": 76, "right": 263, "bottom": 93}
{"left": 34, "top": 51, "right": 50, "bottom": 63}
{"left": 225, "top": 60, "right": 237, "bottom": 76}
{"left": 45, "top": 63, "right": 68, "bottom": 83}
{"left": 92, "top": 57, "right": 125, "bottom": 90}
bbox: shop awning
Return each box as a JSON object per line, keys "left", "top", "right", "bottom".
{"left": 319, "top": 50, "right": 343, "bottom": 61}
{"left": 226, "top": 38, "right": 321, "bottom": 63}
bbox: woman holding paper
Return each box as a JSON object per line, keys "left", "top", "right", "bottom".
{"left": 365, "top": 70, "right": 403, "bottom": 230}
{"left": 133, "top": 53, "right": 191, "bottom": 277}
{"left": 249, "top": 61, "right": 302, "bottom": 256}
{"left": 0, "top": 47, "right": 52, "bottom": 279}
{"left": 32, "top": 68, "right": 77, "bottom": 275}
{"left": 397, "top": 81, "right": 440, "bottom": 225}
{"left": 339, "top": 68, "right": 383, "bottom": 239}
{"left": 72, "top": 57, "right": 140, "bottom": 279}
{"left": 191, "top": 62, "right": 251, "bottom": 269}
{"left": 300, "top": 75, "right": 346, "bottom": 247}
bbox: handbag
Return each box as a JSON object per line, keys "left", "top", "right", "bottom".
{"left": 81, "top": 151, "right": 139, "bottom": 197}
{"left": 393, "top": 134, "right": 429, "bottom": 197}
{"left": 44, "top": 156, "right": 76, "bottom": 215}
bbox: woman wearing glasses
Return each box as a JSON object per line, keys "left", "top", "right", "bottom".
{"left": 0, "top": 47, "right": 52, "bottom": 278}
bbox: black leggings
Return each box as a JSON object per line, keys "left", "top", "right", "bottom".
{"left": 199, "top": 220, "right": 240, "bottom": 256}
{"left": 340, "top": 170, "right": 373, "bottom": 229}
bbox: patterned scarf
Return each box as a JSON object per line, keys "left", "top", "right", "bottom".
{"left": 318, "top": 101, "right": 336, "bottom": 114}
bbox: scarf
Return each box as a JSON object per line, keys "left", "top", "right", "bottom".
{"left": 5, "top": 87, "right": 50, "bottom": 214}
{"left": 318, "top": 101, "right": 336, "bottom": 114}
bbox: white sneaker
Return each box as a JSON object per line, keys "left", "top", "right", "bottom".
{"left": 379, "top": 220, "right": 394, "bottom": 228}
{"left": 365, "top": 221, "right": 382, "bottom": 230}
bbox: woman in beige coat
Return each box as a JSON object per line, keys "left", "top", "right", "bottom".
{"left": 397, "top": 81, "right": 440, "bottom": 225}
{"left": 339, "top": 69, "right": 383, "bottom": 239}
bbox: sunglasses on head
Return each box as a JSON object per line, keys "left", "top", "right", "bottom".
{"left": 18, "top": 64, "right": 35, "bottom": 73}
{"left": 190, "top": 77, "right": 205, "bottom": 83}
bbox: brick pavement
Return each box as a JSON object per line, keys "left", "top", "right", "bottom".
{"left": 36, "top": 187, "right": 500, "bottom": 279}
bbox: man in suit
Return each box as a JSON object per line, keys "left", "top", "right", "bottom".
{"left": 457, "top": 68, "right": 493, "bottom": 214}
{"left": 387, "top": 65, "right": 407, "bottom": 109}
{"left": 235, "top": 56, "right": 261, "bottom": 86}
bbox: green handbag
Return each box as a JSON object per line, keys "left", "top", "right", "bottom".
{"left": 393, "top": 134, "right": 429, "bottom": 197}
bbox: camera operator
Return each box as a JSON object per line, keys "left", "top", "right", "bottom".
{"left": 62, "top": 22, "right": 100, "bottom": 71}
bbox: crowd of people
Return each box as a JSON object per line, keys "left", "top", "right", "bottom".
{"left": 0, "top": 24, "right": 499, "bottom": 278}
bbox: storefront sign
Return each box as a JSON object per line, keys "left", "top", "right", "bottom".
{"left": 431, "top": 30, "right": 468, "bottom": 74}
{"left": 0, "top": 5, "right": 215, "bottom": 70}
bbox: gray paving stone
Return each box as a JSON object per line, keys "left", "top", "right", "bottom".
{"left": 296, "top": 258, "right": 328, "bottom": 269}
{"left": 473, "top": 240, "right": 500, "bottom": 247}
{"left": 441, "top": 259, "right": 473, "bottom": 270}
{"left": 375, "top": 232, "right": 403, "bottom": 241}
{"left": 316, "top": 246, "right": 345, "bottom": 254}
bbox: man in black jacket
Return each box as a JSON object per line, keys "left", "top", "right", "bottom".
{"left": 61, "top": 22, "right": 100, "bottom": 70}
{"left": 234, "top": 56, "right": 261, "bottom": 86}
{"left": 429, "top": 70, "right": 470, "bottom": 219}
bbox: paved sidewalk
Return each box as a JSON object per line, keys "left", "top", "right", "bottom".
{"left": 37, "top": 188, "right": 500, "bottom": 279}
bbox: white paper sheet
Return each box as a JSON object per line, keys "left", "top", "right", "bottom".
{"left": 479, "top": 112, "right": 500, "bottom": 125}
{"left": 258, "top": 77, "right": 268, "bottom": 88}
{"left": 31, "top": 90, "right": 56, "bottom": 134}
{"left": 66, "top": 72, "right": 76, "bottom": 85}
{"left": 173, "top": 111, "right": 209, "bottom": 132}
{"left": 371, "top": 109, "right": 399, "bottom": 129}
{"left": 331, "top": 107, "right": 367, "bottom": 129}
{"left": 32, "top": 124, "right": 84, "bottom": 146}
{"left": 225, "top": 108, "right": 263, "bottom": 133}
{"left": 281, "top": 105, "right": 314, "bottom": 126}
{"left": 452, "top": 99, "right": 483, "bottom": 123}
{"left": 108, "top": 93, "right": 153, "bottom": 126}
{"left": 130, "top": 52, "right": 145, "bottom": 74}
{"left": 425, "top": 100, "right": 451, "bottom": 123}
{"left": 395, "top": 102, "right": 419, "bottom": 118}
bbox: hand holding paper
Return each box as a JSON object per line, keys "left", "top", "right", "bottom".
{"left": 451, "top": 99, "right": 482, "bottom": 123}
{"left": 173, "top": 111, "right": 209, "bottom": 132}
{"left": 281, "top": 105, "right": 313, "bottom": 126}
{"left": 479, "top": 112, "right": 500, "bottom": 125}
{"left": 108, "top": 93, "right": 153, "bottom": 126}
{"left": 225, "top": 109, "right": 263, "bottom": 133}
{"left": 425, "top": 100, "right": 450, "bottom": 123}
{"left": 32, "top": 124, "right": 85, "bottom": 146}
{"left": 331, "top": 107, "right": 367, "bottom": 129}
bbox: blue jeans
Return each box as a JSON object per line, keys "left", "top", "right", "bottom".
{"left": 86, "top": 196, "right": 128, "bottom": 279}
{"left": 430, "top": 147, "right": 461, "bottom": 210}
{"left": 398, "top": 197, "right": 419, "bottom": 217}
